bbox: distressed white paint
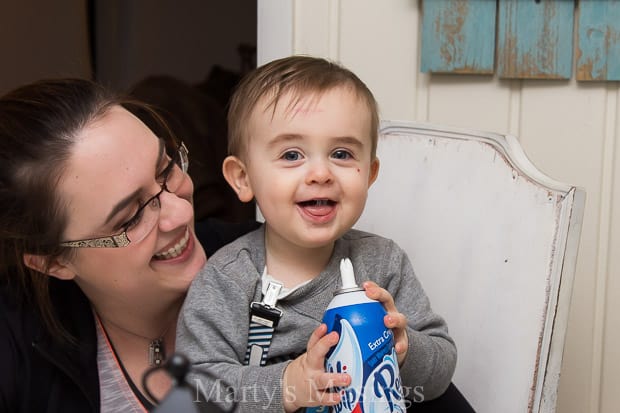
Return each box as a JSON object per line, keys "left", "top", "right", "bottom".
{"left": 258, "top": 1, "right": 619, "bottom": 411}
{"left": 354, "top": 122, "right": 584, "bottom": 413}
{"left": 257, "top": 0, "right": 293, "bottom": 65}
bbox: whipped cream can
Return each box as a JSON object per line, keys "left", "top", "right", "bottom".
{"left": 321, "top": 258, "right": 406, "bottom": 413}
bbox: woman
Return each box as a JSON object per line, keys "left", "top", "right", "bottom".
{"left": 0, "top": 78, "right": 256, "bottom": 412}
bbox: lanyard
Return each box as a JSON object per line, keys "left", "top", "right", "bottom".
{"left": 244, "top": 281, "right": 283, "bottom": 366}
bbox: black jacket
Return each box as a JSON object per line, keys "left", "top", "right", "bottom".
{"left": 1, "top": 279, "right": 99, "bottom": 412}
{"left": 0, "top": 219, "right": 259, "bottom": 413}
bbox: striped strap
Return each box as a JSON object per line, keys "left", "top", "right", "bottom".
{"left": 244, "top": 281, "right": 283, "bottom": 366}
{"left": 244, "top": 322, "right": 276, "bottom": 366}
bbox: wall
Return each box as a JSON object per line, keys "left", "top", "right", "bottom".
{"left": 95, "top": 0, "right": 256, "bottom": 91}
{"left": 0, "top": 1, "right": 256, "bottom": 96}
{"left": 0, "top": 0, "right": 91, "bottom": 95}
{"left": 258, "top": 1, "right": 619, "bottom": 412}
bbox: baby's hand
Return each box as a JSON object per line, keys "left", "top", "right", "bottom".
{"left": 363, "top": 281, "right": 409, "bottom": 365}
{"left": 282, "top": 324, "right": 351, "bottom": 412}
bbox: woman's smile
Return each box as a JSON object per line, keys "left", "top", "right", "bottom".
{"left": 153, "top": 227, "right": 191, "bottom": 260}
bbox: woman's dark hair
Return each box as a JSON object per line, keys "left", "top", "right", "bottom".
{"left": 0, "top": 78, "right": 177, "bottom": 342}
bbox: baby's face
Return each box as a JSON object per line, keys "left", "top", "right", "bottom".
{"left": 244, "top": 86, "right": 380, "bottom": 251}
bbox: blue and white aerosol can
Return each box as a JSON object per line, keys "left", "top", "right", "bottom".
{"left": 321, "top": 258, "right": 406, "bottom": 413}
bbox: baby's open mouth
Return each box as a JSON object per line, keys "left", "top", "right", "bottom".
{"left": 298, "top": 199, "right": 335, "bottom": 207}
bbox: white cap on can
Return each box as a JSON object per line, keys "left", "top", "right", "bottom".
{"left": 339, "top": 258, "right": 358, "bottom": 289}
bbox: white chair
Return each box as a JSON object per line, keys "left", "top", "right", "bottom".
{"left": 355, "top": 121, "right": 585, "bottom": 413}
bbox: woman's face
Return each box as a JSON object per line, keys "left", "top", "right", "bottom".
{"left": 55, "top": 106, "right": 206, "bottom": 308}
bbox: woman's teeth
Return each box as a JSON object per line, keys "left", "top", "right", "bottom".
{"left": 154, "top": 229, "right": 190, "bottom": 260}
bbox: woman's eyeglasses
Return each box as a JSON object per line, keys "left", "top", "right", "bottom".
{"left": 59, "top": 142, "right": 189, "bottom": 248}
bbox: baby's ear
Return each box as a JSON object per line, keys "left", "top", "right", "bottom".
{"left": 222, "top": 156, "right": 255, "bottom": 203}
{"left": 368, "top": 156, "right": 380, "bottom": 187}
{"left": 23, "top": 254, "right": 76, "bottom": 280}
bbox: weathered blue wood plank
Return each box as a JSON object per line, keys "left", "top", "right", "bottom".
{"left": 576, "top": 1, "right": 620, "bottom": 81}
{"left": 497, "top": 0, "right": 574, "bottom": 79}
{"left": 421, "top": 0, "right": 496, "bottom": 74}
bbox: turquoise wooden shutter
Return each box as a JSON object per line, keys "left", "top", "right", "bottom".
{"left": 576, "top": 0, "right": 620, "bottom": 81}
{"left": 420, "top": 0, "right": 496, "bottom": 74}
{"left": 420, "top": 1, "right": 620, "bottom": 82}
{"left": 497, "top": 0, "right": 574, "bottom": 79}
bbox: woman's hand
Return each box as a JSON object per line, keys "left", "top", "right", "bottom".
{"left": 363, "top": 281, "right": 409, "bottom": 365}
{"left": 282, "top": 324, "right": 351, "bottom": 412}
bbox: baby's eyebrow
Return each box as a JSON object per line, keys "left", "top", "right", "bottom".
{"left": 329, "top": 136, "right": 364, "bottom": 149}
{"left": 267, "top": 133, "right": 304, "bottom": 148}
{"left": 267, "top": 134, "right": 364, "bottom": 150}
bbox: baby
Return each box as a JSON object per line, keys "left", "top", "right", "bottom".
{"left": 177, "top": 55, "right": 456, "bottom": 412}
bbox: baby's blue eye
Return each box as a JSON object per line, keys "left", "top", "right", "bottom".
{"left": 282, "top": 151, "right": 302, "bottom": 161}
{"left": 332, "top": 150, "right": 352, "bottom": 160}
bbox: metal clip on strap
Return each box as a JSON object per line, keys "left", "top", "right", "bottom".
{"left": 244, "top": 281, "right": 283, "bottom": 366}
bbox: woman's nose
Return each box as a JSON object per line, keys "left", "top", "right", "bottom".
{"left": 305, "top": 159, "right": 333, "bottom": 185}
{"left": 157, "top": 189, "right": 194, "bottom": 232}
